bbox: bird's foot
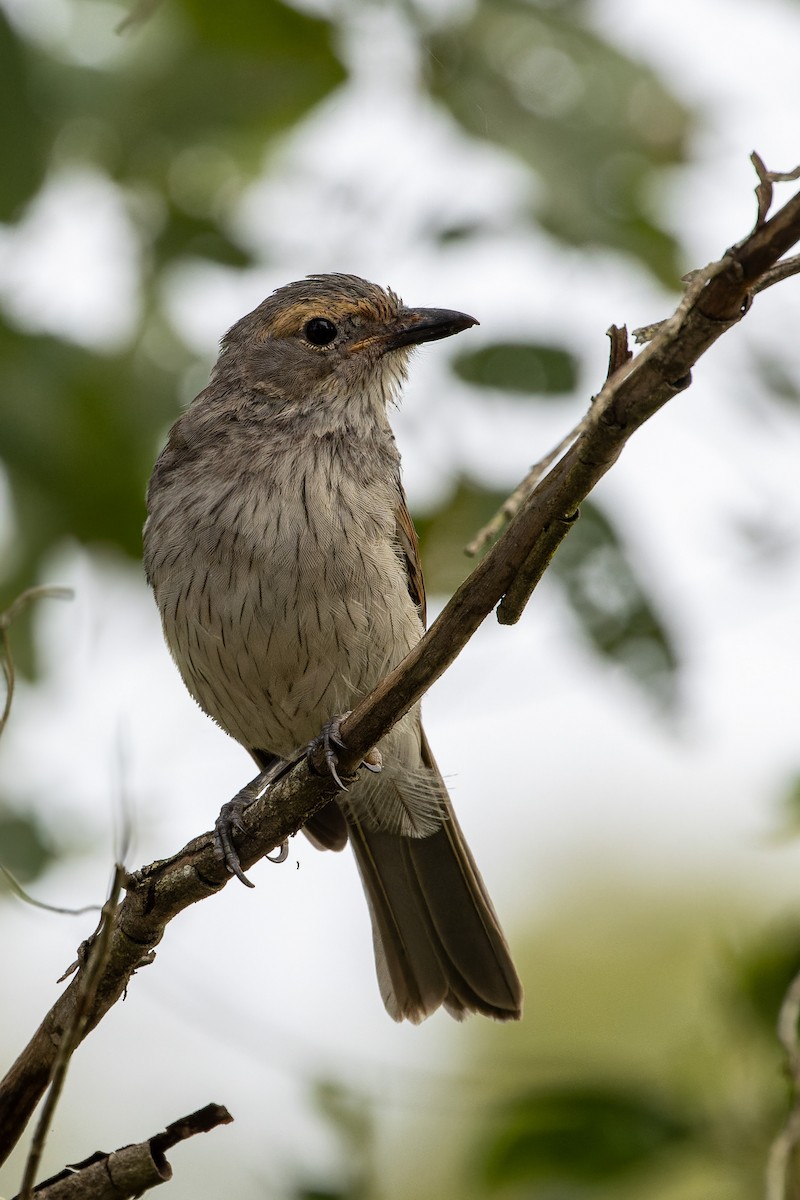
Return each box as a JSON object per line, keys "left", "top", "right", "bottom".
{"left": 306, "top": 713, "right": 382, "bottom": 791}
{"left": 215, "top": 758, "right": 290, "bottom": 887}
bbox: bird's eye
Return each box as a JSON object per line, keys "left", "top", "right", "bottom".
{"left": 304, "top": 317, "right": 338, "bottom": 346}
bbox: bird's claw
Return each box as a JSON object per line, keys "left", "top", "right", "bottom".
{"left": 215, "top": 793, "right": 257, "bottom": 887}
{"left": 306, "top": 714, "right": 382, "bottom": 789}
{"left": 215, "top": 758, "right": 289, "bottom": 887}
{"left": 306, "top": 714, "right": 350, "bottom": 790}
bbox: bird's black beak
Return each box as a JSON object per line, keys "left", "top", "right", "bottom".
{"left": 384, "top": 307, "right": 479, "bottom": 350}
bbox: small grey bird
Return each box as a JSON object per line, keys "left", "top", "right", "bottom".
{"left": 144, "top": 273, "right": 523, "bottom": 1023}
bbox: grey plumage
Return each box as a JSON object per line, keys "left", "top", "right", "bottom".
{"left": 144, "top": 273, "right": 522, "bottom": 1022}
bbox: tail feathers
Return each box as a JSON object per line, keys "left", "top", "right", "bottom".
{"left": 348, "top": 804, "right": 523, "bottom": 1023}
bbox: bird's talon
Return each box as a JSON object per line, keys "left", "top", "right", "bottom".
{"left": 307, "top": 713, "right": 352, "bottom": 791}
{"left": 267, "top": 841, "right": 289, "bottom": 863}
{"left": 214, "top": 757, "right": 288, "bottom": 887}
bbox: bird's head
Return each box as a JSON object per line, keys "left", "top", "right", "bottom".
{"left": 211, "top": 273, "right": 477, "bottom": 419}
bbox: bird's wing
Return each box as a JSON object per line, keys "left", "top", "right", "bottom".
{"left": 394, "top": 482, "right": 426, "bottom": 626}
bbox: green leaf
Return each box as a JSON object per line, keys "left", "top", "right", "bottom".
{"left": 312, "top": 1081, "right": 373, "bottom": 1159}
{"left": 155, "top": 204, "right": 254, "bottom": 267}
{"left": 551, "top": 499, "right": 678, "bottom": 707}
{"left": 452, "top": 341, "right": 579, "bottom": 395}
{"left": 30, "top": 0, "right": 346, "bottom": 191}
{"left": 0, "top": 320, "right": 181, "bottom": 584}
{"left": 730, "top": 923, "right": 800, "bottom": 1039}
{"left": 427, "top": 0, "right": 691, "bottom": 284}
{"left": 0, "top": 13, "right": 50, "bottom": 219}
{"left": 0, "top": 805, "right": 58, "bottom": 883}
{"left": 483, "top": 1083, "right": 695, "bottom": 1186}
{"left": 753, "top": 349, "right": 800, "bottom": 409}
{"left": 414, "top": 477, "right": 510, "bottom": 594}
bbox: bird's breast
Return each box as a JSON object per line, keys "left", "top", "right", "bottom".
{"left": 147, "top": 438, "right": 423, "bottom": 755}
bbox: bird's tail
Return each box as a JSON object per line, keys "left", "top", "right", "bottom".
{"left": 346, "top": 734, "right": 523, "bottom": 1023}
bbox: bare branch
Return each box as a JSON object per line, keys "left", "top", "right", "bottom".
{"left": 752, "top": 253, "right": 800, "bottom": 295}
{"left": 11, "top": 1104, "right": 232, "bottom": 1200}
{"left": 17, "top": 866, "right": 126, "bottom": 1200}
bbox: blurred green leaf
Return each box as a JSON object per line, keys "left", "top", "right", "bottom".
{"left": 483, "top": 1083, "right": 695, "bottom": 1186}
{"left": 753, "top": 350, "right": 800, "bottom": 409}
{"left": 777, "top": 773, "right": 800, "bottom": 836}
{"left": 302, "top": 1081, "right": 373, "bottom": 1200}
{"left": 551, "top": 499, "right": 678, "bottom": 706}
{"left": 414, "top": 477, "right": 510, "bottom": 594}
{"left": 428, "top": 0, "right": 691, "bottom": 284}
{"left": 0, "top": 805, "right": 58, "bottom": 883}
{"left": 294, "top": 1191, "right": 349, "bottom": 1200}
{"left": 313, "top": 1080, "right": 373, "bottom": 1161}
{"left": 0, "top": 319, "right": 181, "bottom": 595}
{"left": 155, "top": 204, "right": 254, "bottom": 266}
{"left": 453, "top": 341, "right": 579, "bottom": 395}
{"left": 0, "top": 12, "right": 50, "bottom": 219}
{"left": 14, "top": 0, "right": 346, "bottom": 218}
{"left": 731, "top": 921, "right": 800, "bottom": 1039}
{"left": 64, "top": 0, "right": 346, "bottom": 176}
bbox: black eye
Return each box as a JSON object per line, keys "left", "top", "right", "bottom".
{"left": 304, "top": 317, "right": 338, "bottom": 346}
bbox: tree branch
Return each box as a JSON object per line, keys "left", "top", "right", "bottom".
{"left": 2, "top": 165, "right": 800, "bottom": 1171}
{"left": 10, "top": 1104, "right": 232, "bottom": 1200}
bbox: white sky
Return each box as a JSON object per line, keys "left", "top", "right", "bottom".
{"left": 2, "top": 0, "right": 800, "bottom": 1195}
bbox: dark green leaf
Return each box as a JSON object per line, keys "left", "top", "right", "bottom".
{"left": 427, "top": 0, "right": 691, "bottom": 284}
{"left": 483, "top": 1083, "right": 695, "bottom": 1186}
{"left": 0, "top": 320, "right": 181, "bottom": 593}
{"left": 293, "top": 1191, "right": 348, "bottom": 1200}
{"left": 0, "top": 13, "right": 50, "bottom": 219}
{"left": 155, "top": 204, "right": 254, "bottom": 267}
{"left": 730, "top": 923, "right": 800, "bottom": 1038}
{"left": 551, "top": 499, "right": 678, "bottom": 706}
{"left": 414, "top": 477, "right": 510, "bottom": 594}
{"left": 777, "top": 773, "right": 800, "bottom": 838}
{"left": 0, "top": 805, "right": 58, "bottom": 883}
{"left": 753, "top": 350, "right": 800, "bottom": 409}
{"left": 160, "top": 0, "right": 347, "bottom": 142}
{"left": 30, "top": 0, "right": 346, "bottom": 191}
{"left": 453, "top": 341, "right": 579, "bottom": 395}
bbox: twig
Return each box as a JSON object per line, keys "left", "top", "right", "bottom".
{"left": 464, "top": 415, "right": 587, "bottom": 558}
{"left": 751, "top": 152, "right": 800, "bottom": 230}
{"left": 494, "top": 325, "right": 630, "bottom": 625}
{"left": 11, "top": 1103, "right": 232, "bottom": 1200}
{"left": 17, "top": 865, "right": 125, "bottom": 1200}
{"left": 3, "top": 162, "right": 800, "bottom": 1168}
{"left": 0, "top": 586, "right": 74, "bottom": 739}
{"left": 464, "top": 325, "right": 631, "bottom": 560}
{"left": 0, "top": 865, "right": 101, "bottom": 916}
{"left": 752, "top": 254, "right": 800, "bottom": 295}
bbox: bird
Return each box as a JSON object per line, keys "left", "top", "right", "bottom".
{"left": 143, "top": 273, "right": 523, "bottom": 1023}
